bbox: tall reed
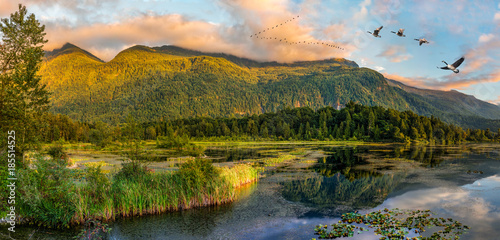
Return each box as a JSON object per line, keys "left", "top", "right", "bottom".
{"left": 15, "top": 157, "right": 259, "bottom": 227}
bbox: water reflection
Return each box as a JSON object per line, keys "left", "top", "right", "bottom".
{"left": 281, "top": 173, "right": 405, "bottom": 211}
{"left": 378, "top": 175, "right": 500, "bottom": 240}
{"left": 317, "top": 145, "right": 471, "bottom": 172}
{"left": 314, "top": 147, "right": 381, "bottom": 179}
{"left": 204, "top": 147, "right": 283, "bottom": 162}
{"left": 108, "top": 183, "right": 258, "bottom": 240}
{"left": 12, "top": 144, "right": 500, "bottom": 240}
{"left": 390, "top": 145, "right": 467, "bottom": 168}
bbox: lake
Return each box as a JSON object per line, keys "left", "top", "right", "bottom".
{"left": 11, "top": 143, "right": 500, "bottom": 239}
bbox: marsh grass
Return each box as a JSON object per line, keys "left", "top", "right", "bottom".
{"left": 15, "top": 156, "right": 259, "bottom": 228}
{"left": 258, "top": 154, "right": 296, "bottom": 167}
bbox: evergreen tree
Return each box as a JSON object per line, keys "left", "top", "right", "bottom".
{"left": 1, "top": 4, "right": 49, "bottom": 157}
{"left": 368, "top": 110, "right": 375, "bottom": 134}
{"left": 231, "top": 120, "right": 239, "bottom": 136}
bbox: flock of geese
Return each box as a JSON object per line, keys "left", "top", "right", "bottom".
{"left": 249, "top": 18, "right": 465, "bottom": 74}
{"left": 368, "top": 26, "right": 464, "bottom": 73}
{"left": 249, "top": 15, "right": 345, "bottom": 50}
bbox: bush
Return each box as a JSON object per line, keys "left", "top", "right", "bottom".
{"left": 182, "top": 144, "right": 206, "bottom": 157}
{"left": 47, "top": 143, "right": 69, "bottom": 166}
{"left": 157, "top": 134, "right": 206, "bottom": 156}
{"left": 85, "top": 166, "right": 111, "bottom": 204}
{"left": 114, "top": 160, "right": 150, "bottom": 181}
{"left": 156, "top": 134, "right": 190, "bottom": 149}
{"left": 175, "top": 158, "right": 220, "bottom": 188}
{"left": 17, "top": 155, "right": 76, "bottom": 227}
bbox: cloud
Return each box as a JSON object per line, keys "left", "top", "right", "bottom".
{"left": 382, "top": 186, "right": 500, "bottom": 237}
{"left": 383, "top": 73, "right": 438, "bottom": 89}
{"left": 44, "top": 14, "right": 229, "bottom": 61}
{"left": 376, "top": 45, "right": 412, "bottom": 62}
{"left": 478, "top": 33, "right": 494, "bottom": 43}
{"left": 495, "top": 3, "right": 500, "bottom": 21}
{"left": 369, "top": 0, "right": 402, "bottom": 25}
{"left": 352, "top": 0, "right": 371, "bottom": 23}
{"left": 489, "top": 96, "right": 500, "bottom": 105}
{"left": 409, "top": 0, "right": 488, "bottom": 36}
{"left": 0, "top": 1, "right": 19, "bottom": 16}
{"left": 384, "top": 70, "right": 500, "bottom": 90}
{"left": 461, "top": 34, "right": 500, "bottom": 74}
{"left": 39, "top": 0, "right": 352, "bottom": 62}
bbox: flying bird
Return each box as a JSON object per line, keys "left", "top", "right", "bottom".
{"left": 414, "top": 38, "right": 429, "bottom": 46}
{"left": 391, "top": 28, "right": 406, "bottom": 37}
{"left": 368, "top": 26, "right": 383, "bottom": 38}
{"left": 438, "top": 57, "right": 464, "bottom": 73}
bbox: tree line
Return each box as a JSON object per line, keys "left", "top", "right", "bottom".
{"left": 37, "top": 102, "right": 500, "bottom": 145}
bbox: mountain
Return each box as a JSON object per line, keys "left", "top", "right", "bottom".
{"left": 39, "top": 43, "right": 500, "bottom": 130}
{"left": 386, "top": 79, "right": 500, "bottom": 119}
{"left": 44, "top": 43, "right": 104, "bottom": 63}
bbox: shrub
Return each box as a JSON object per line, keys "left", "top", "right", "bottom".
{"left": 175, "top": 158, "right": 220, "bottom": 188}
{"left": 17, "top": 155, "right": 76, "bottom": 227}
{"left": 114, "top": 160, "right": 150, "bottom": 181}
{"left": 85, "top": 166, "right": 111, "bottom": 204}
{"left": 47, "top": 143, "right": 69, "bottom": 166}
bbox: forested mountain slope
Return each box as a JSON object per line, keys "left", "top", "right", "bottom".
{"left": 39, "top": 43, "right": 500, "bottom": 130}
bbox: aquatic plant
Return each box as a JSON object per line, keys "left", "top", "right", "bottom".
{"left": 313, "top": 208, "right": 469, "bottom": 239}
{"left": 259, "top": 154, "right": 296, "bottom": 167}
{"left": 16, "top": 156, "right": 259, "bottom": 228}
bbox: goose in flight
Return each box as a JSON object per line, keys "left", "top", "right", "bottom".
{"left": 414, "top": 38, "right": 429, "bottom": 46}
{"left": 438, "top": 57, "right": 464, "bottom": 73}
{"left": 391, "top": 28, "right": 406, "bottom": 37}
{"left": 367, "top": 26, "right": 383, "bottom": 38}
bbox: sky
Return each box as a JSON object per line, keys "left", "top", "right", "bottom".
{"left": 1, "top": 0, "right": 499, "bottom": 105}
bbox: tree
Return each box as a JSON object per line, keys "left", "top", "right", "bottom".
{"left": 368, "top": 110, "right": 375, "bottom": 134}
{"left": 1, "top": 4, "right": 49, "bottom": 158}
{"left": 122, "top": 114, "right": 142, "bottom": 140}
{"left": 145, "top": 126, "right": 157, "bottom": 140}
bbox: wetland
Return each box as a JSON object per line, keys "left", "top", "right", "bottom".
{"left": 10, "top": 142, "right": 500, "bottom": 240}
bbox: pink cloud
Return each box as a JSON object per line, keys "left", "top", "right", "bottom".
{"left": 376, "top": 45, "right": 412, "bottom": 63}
{"left": 489, "top": 96, "right": 500, "bottom": 105}
{"left": 384, "top": 70, "right": 500, "bottom": 91}
{"left": 40, "top": 0, "right": 352, "bottom": 63}
{"left": 0, "top": 2, "right": 21, "bottom": 16}
{"left": 461, "top": 35, "right": 500, "bottom": 74}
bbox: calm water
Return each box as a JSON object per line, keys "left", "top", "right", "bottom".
{"left": 11, "top": 144, "right": 500, "bottom": 240}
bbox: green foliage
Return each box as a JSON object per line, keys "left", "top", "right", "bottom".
{"left": 114, "top": 160, "right": 151, "bottom": 182}
{"left": 14, "top": 156, "right": 257, "bottom": 228}
{"left": 175, "top": 158, "right": 219, "bottom": 188}
{"left": 0, "top": 4, "right": 49, "bottom": 158}
{"left": 157, "top": 103, "right": 496, "bottom": 144}
{"left": 156, "top": 132, "right": 206, "bottom": 156}
{"left": 17, "top": 155, "right": 76, "bottom": 228}
{"left": 88, "top": 121, "right": 112, "bottom": 148}
{"left": 46, "top": 142, "right": 69, "bottom": 165}
{"left": 84, "top": 166, "right": 111, "bottom": 204}
{"left": 22, "top": 103, "right": 499, "bottom": 147}
{"left": 38, "top": 44, "right": 500, "bottom": 130}
{"left": 156, "top": 135, "right": 190, "bottom": 149}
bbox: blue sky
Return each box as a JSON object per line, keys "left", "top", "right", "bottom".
{"left": 1, "top": 0, "right": 499, "bottom": 104}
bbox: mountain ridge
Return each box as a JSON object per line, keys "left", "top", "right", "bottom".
{"left": 386, "top": 79, "right": 500, "bottom": 119}
{"left": 39, "top": 43, "right": 500, "bottom": 130}
{"left": 44, "top": 43, "right": 104, "bottom": 63}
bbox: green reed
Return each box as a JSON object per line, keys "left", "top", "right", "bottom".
{"left": 14, "top": 156, "right": 259, "bottom": 227}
